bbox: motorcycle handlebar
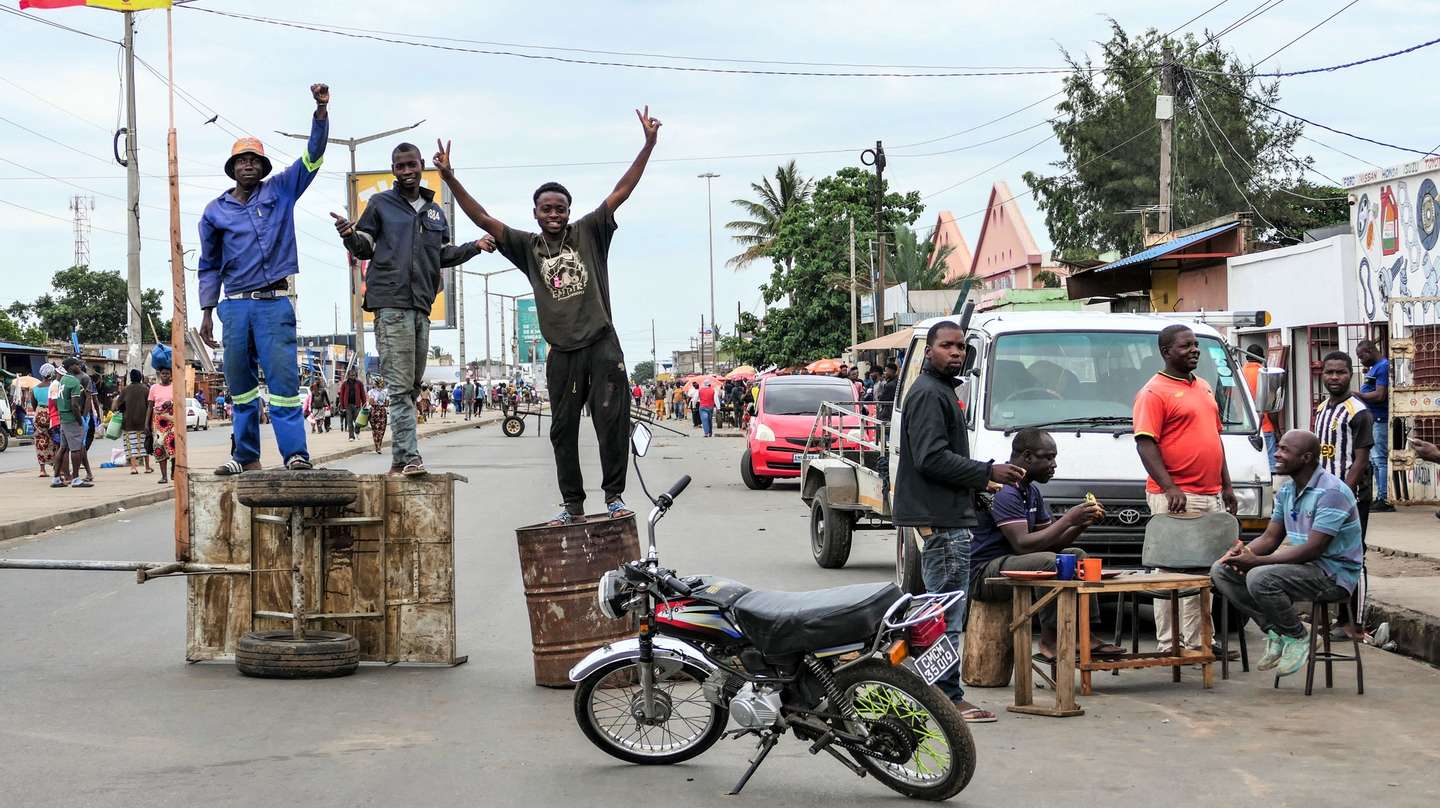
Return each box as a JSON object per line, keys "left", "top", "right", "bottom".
{"left": 657, "top": 475, "right": 692, "bottom": 507}
{"left": 659, "top": 572, "right": 693, "bottom": 598}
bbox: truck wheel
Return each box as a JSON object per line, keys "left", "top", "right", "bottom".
{"left": 810, "top": 486, "right": 853, "bottom": 569}
{"left": 740, "top": 449, "right": 773, "bottom": 490}
{"left": 235, "top": 469, "right": 360, "bottom": 509}
{"left": 895, "top": 527, "right": 925, "bottom": 595}
{"left": 502, "top": 416, "right": 526, "bottom": 437}
{"left": 0, "top": 428, "right": 7, "bottom": 453}
{"left": 235, "top": 630, "right": 360, "bottom": 679}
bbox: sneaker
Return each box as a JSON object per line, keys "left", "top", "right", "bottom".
{"left": 1275, "top": 631, "right": 1311, "bottom": 676}
{"left": 1256, "top": 630, "right": 1283, "bottom": 671}
{"left": 1371, "top": 501, "right": 1396, "bottom": 513}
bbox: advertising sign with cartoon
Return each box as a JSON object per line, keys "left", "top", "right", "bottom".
{"left": 1347, "top": 158, "right": 1440, "bottom": 326}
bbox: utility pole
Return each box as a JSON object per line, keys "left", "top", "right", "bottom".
{"left": 848, "top": 214, "right": 857, "bottom": 349}
{"left": 698, "top": 172, "right": 720, "bottom": 374}
{"left": 456, "top": 259, "right": 465, "bottom": 380}
{"left": 861, "top": 141, "right": 887, "bottom": 335}
{"left": 122, "top": 12, "right": 142, "bottom": 374}
{"left": 699, "top": 314, "right": 706, "bottom": 373}
{"left": 651, "top": 318, "right": 657, "bottom": 381}
{"left": 1157, "top": 43, "right": 1175, "bottom": 235}
{"left": 277, "top": 119, "right": 423, "bottom": 370}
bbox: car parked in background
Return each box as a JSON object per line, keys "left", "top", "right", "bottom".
{"left": 740, "top": 374, "right": 858, "bottom": 490}
{"left": 185, "top": 397, "right": 209, "bottom": 431}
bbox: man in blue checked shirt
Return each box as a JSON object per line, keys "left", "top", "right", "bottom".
{"left": 197, "top": 82, "right": 330, "bottom": 475}
{"left": 1210, "top": 430, "right": 1365, "bottom": 678}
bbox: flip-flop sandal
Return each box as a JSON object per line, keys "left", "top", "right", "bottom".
{"left": 607, "top": 500, "right": 634, "bottom": 519}
{"left": 958, "top": 706, "right": 998, "bottom": 724}
{"left": 285, "top": 456, "right": 314, "bottom": 471}
{"left": 214, "top": 460, "right": 246, "bottom": 476}
{"left": 402, "top": 462, "right": 428, "bottom": 477}
{"left": 145, "top": 468, "right": 154, "bottom": 474}
{"left": 547, "top": 510, "right": 587, "bottom": 527}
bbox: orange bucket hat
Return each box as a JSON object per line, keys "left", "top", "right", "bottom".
{"left": 224, "top": 137, "right": 273, "bottom": 180}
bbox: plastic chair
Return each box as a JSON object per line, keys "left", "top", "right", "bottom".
{"left": 1113, "top": 512, "right": 1250, "bottom": 679}
{"left": 1273, "top": 596, "right": 1364, "bottom": 695}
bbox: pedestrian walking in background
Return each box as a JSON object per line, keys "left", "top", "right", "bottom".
{"left": 1242, "top": 345, "right": 1277, "bottom": 471}
{"left": 198, "top": 82, "right": 330, "bottom": 476}
{"left": 367, "top": 380, "right": 389, "bottom": 455}
{"left": 338, "top": 367, "right": 365, "bottom": 441}
{"left": 1133, "top": 324, "right": 1238, "bottom": 652}
{"left": 148, "top": 366, "right": 177, "bottom": 485}
{"left": 311, "top": 380, "right": 332, "bottom": 433}
{"left": 438, "top": 106, "right": 661, "bottom": 525}
{"left": 698, "top": 380, "right": 716, "bottom": 437}
{"left": 1355, "top": 340, "right": 1392, "bottom": 511}
{"left": 56, "top": 357, "right": 95, "bottom": 488}
{"left": 114, "top": 369, "right": 152, "bottom": 475}
{"left": 688, "top": 382, "right": 701, "bottom": 428}
{"left": 893, "top": 320, "right": 1025, "bottom": 724}
{"left": 31, "top": 364, "right": 58, "bottom": 479}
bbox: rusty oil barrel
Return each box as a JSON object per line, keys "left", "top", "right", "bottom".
{"left": 515, "top": 513, "right": 640, "bottom": 687}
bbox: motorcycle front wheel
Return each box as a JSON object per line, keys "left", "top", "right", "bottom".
{"left": 832, "top": 659, "right": 976, "bottom": 801}
{"left": 574, "top": 658, "right": 728, "bottom": 765}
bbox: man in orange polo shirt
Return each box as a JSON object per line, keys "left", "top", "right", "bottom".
{"left": 1133, "top": 324, "right": 1238, "bottom": 651}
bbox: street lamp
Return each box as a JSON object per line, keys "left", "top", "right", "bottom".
{"left": 487, "top": 289, "right": 535, "bottom": 379}
{"left": 457, "top": 266, "right": 520, "bottom": 381}
{"left": 698, "top": 172, "right": 720, "bottom": 373}
{"left": 278, "top": 119, "right": 424, "bottom": 371}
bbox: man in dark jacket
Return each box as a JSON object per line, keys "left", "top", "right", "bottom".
{"left": 894, "top": 320, "right": 1024, "bottom": 723}
{"left": 331, "top": 142, "right": 495, "bottom": 476}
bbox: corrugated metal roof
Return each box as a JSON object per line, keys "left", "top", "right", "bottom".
{"left": 1094, "top": 222, "right": 1239, "bottom": 273}
{"left": 0, "top": 341, "right": 47, "bottom": 352}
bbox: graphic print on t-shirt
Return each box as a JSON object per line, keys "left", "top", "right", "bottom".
{"left": 538, "top": 243, "right": 589, "bottom": 301}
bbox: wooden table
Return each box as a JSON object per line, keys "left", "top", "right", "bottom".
{"left": 991, "top": 572, "right": 1216, "bottom": 718}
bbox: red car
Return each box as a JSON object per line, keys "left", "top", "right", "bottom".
{"left": 741, "top": 375, "right": 860, "bottom": 490}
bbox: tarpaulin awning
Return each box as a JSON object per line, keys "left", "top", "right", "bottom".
{"left": 850, "top": 328, "right": 915, "bottom": 352}
{"left": 1067, "top": 221, "right": 1241, "bottom": 299}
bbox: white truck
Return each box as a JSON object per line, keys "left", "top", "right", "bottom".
{"left": 802, "top": 310, "right": 1277, "bottom": 594}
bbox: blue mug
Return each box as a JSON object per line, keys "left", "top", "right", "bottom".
{"left": 1055, "top": 553, "right": 1078, "bottom": 580}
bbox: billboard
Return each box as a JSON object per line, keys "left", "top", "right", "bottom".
{"left": 517, "top": 298, "right": 547, "bottom": 362}
{"left": 350, "top": 168, "right": 459, "bottom": 330}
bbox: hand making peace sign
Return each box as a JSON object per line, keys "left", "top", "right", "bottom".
{"left": 636, "top": 106, "right": 661, "bottom": 146}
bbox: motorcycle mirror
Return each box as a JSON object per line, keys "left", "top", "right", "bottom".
{"left": 631, "top": 422, "right": 653, "bottom": 458}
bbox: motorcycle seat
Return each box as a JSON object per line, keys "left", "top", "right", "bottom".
{"left": 731, "top": 582, "right": 901, "bottom": 657}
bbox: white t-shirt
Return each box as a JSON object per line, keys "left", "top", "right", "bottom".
{"left": 368, "top": 388, "right": 389, "bottom": 406}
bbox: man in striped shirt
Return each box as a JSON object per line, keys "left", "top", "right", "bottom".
{"left": 1312, "top": 351, "right": 1374, "bottom": 535}
{"left": 1210, "top": 430, "right": 1364, "bottom": 677}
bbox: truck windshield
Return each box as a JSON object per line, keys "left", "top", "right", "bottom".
{"left": 764, "top": 383, "right": 853, "bottom": 416}
{"left": 985, "top": 330, "right": 1257, "bottom": 433}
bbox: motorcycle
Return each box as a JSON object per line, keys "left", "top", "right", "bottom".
{"left": 569, "top": 422, "right": 976, "bottom": 800}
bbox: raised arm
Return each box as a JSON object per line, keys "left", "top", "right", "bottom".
{"left": 434, "top": 139, "right": 506, "bottom": 240}
{"left": 604, "top": 106, "right": 661, "bottom": 211}
{"left": 275, "top": 83, "right": 330, "bottom": 198}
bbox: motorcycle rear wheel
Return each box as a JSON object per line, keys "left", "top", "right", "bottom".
{"left": 832, "top": 659, "right": 976, "bottom": 801}
{"left": 574, "top": 658, "right": 728, "bottom": 765}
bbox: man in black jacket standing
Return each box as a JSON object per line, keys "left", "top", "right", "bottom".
{"left": 894, "top": 320, "right": 1024, "bottom": 723}
{"left": 331, "top": 143, "right": 495, "bottom": 476}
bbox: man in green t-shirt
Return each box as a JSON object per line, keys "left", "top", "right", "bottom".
{"left": 55, "top": 357, "right": 94, "bottom": 488}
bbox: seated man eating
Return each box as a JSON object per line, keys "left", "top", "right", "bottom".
{"left": 1210, "top": 430, "right": 1364, "bottom": 677}
{"left": 969, "top": 428, "right": 1124, "bottom": 660}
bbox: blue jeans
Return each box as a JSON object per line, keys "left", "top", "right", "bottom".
{"left": 919, "top": 527, "right": 971, "bottom": 702}
{"left": 1263, "top": 431, "right": 1277, "bottom": 473}
{"left": 700, "top": 406, "right": 714, "bottom": 436}
{"left": 374, "top": 308, "right": 430, "bottom": 467}
{"left": 218, "top": 297, "right": 308, "bottom": 466}
{"left": 1372, "top": 420, "right": 1389, "bottom": 502}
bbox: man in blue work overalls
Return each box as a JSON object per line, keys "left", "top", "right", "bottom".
{"left": 198, "top": 82, "right": 330, "bottom": 475}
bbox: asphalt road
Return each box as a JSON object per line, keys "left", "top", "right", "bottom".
{"left": 0, "top": 422, "right": 232, "bottom": 474}
{"left": 2, "top": 424, "right": 1438, "bottom": 807}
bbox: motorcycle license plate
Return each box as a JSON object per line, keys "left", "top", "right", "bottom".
{"left": 912, "top": 635, "right": 959, "bottom": 685}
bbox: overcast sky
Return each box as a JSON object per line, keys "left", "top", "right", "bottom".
{"left": 3, "top": 0, "right": 1435, "bottom": 368}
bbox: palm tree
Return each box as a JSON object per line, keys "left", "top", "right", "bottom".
{"left": 725, "top": 160, "right": 813, "bottom": 271}
{"left": 885, "top": 224, "right": 961, "bottom": 290}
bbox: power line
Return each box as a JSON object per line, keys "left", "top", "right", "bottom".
{"left": 1189, "top": 71, "right": 1434, "bottom": 156}
{"left": 0, "top": 195, "right": 169, "bottom": 243}
{"left": 1252, "top": 0, "right": 1360, "bottom": 67}
{"left": 180, "top": 7, "right": 1081, "bottom": 79}
{"left": 1251, "top": 33, "right": 1440, "bottom": 77}
{"left": 1, "top": 6, "right": 121, "bottom": 45}
{"left": 1188, "top": 89, "right": 1298, "bottom": 241}
{"left": 920, "top": 132, "right": 1057, "bottom": 200}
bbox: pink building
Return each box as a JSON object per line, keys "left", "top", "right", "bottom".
{"left": 929, "top": 211, "right": 974, "bottom": 286}
{"left": 929, "top": 181, "right": 1067, "bottom": 309}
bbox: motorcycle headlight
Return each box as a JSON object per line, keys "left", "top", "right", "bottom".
{"left": 597, "top": 569, "right": 629, "bottom": 620}
{"left": 754, "top": 423, "right": 776, "bottom": 443}
{"left": 1232, "top": 486, "right": 1262, "bottom": 518}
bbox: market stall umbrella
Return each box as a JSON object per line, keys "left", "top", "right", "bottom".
{"left": 806, "top": 358, "right": 843, "bottom": 374}
{"left": 13, "top": 375, "right": 40, "bottom": 390}
{"left": 726, "top": 365, "right": 757, "bottom": 381}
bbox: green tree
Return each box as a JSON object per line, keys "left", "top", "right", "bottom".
{"left": 886, "top": 223, "right": 960, "bottom": 290}
{"left": 725, "top": 160, "right": 814, "bottom": 271}
{"left": 632, "top": 360, "right": 655, "bottom": 384}
{"left": 0, "top": 308, "right": 48, "bottom": 347}
{"left": 1035, "top": 270, "right": 1062, "bottom": 288}
{"left": 8, "top": 266, "right": 170, "bottom": 344}
{"left": 1022, "top": 21, "right": 1344, "bottom": 255}
{"left": 736, "top": 167, "right": 923, "bottom": 367}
